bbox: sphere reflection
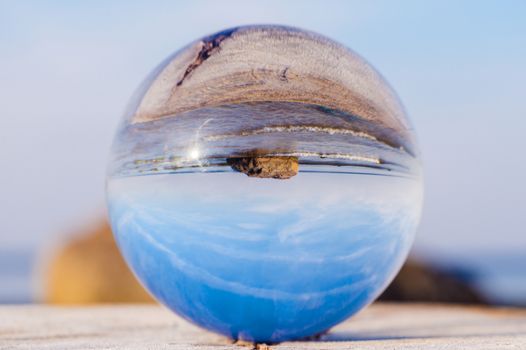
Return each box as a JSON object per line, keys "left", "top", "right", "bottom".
{"left": 107, "top": 25, "right": 423, "bottom": 343}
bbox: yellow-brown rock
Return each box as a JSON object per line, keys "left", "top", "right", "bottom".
{"left": 227, "top": 156, "right": 299, "bottom": 179}
{"left": 45, "top": 222, "right": 153, "bottom": 304}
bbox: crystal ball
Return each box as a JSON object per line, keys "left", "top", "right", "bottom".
{"left": 107, "top": 25, "right": 423, "bottom": 343}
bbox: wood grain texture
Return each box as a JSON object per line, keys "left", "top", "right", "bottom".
{"left": 130, "top": 26, "right": 412, "bottom": 151}
{"left": 1, "top": 303, "right": 525, "bottom": 349}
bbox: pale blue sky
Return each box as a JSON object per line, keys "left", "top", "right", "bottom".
{"left": 1, "top": 0, "right": 525, "bottom": 261}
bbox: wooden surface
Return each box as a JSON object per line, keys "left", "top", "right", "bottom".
{"left": 1, "top": 303, "right": 525, "bottom": 349}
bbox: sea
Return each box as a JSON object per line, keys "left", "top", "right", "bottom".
{"left": 1, "top": 249, "right": 525, "bottom": 305}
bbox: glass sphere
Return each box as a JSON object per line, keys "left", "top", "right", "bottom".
{"left": 107, "top": 25, "right": 423, "bottom": 343}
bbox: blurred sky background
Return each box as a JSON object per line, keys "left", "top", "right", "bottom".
{"left": 1, "top": 0, "right": 525, "bottom": 303}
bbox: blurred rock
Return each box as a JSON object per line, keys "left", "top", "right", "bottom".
{"left": 380, "top": 260, "right": 486, "bottom": 304}
{"left": 45, "top": 221, "right": 485, "bottom": 305}
{"left": 45, "top": 222, "right": 153, "bottom": 304}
